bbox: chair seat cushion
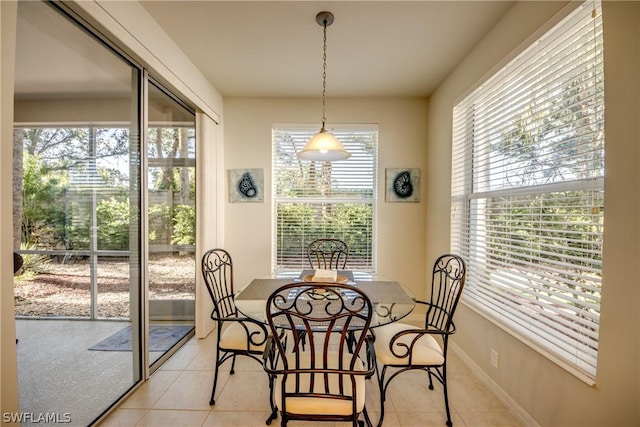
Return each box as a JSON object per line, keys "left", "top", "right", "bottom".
{"left": 273, "top": 351, "right": 367, "bottom": 416}
{"left": 373, "top": 322, "right": 444, "bottom": 366}
{"left": 219, "top": 321, "right": 266, "bottom": 352}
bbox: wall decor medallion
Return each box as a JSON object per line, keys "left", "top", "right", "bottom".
{"left": 229, "top": 168, "right": 264, "bottom": 203}
{"left": 386, "top": 168, "right": 420, "bottom": 202}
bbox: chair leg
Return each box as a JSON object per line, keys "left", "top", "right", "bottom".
{"left": 230, "top": 354, "right": 237, "bottom": 374}
{"left": 210, "top": 356, "right": 220, "bottom": 405}
{"left": 265, "top": 373, "right": 278, "bottom": 425}
{"left": 376, "top": 366, "right": 388, "bottom": 427}
{"left": 441, "top": 365, "right": 453, "bottom": 427}
{"left": 427, "top": 367, "right": 435, "bottom": 390}
{"left": 265, "top": 407, "right": 278, "bottom": 425}
{"left": 361, "top": 405, "right": 373, "bottom": 427}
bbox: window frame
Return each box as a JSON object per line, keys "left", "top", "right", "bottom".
{"left": 271, "top": 124, "right": 378, "bottom": 274}
{"left": 451, "top": 0, "right": 604, "bottom": 383}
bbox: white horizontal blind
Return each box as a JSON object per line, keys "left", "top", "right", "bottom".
{"left": 451, "top": 0, "right": 604, "bottom": 380}
{"left": 273, "top": 125, "right": 377, "bottom": 272}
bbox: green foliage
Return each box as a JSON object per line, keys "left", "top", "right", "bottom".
{"left": 18, "top": 126, "right": 196, "bottom": 253}
{"left": 332, "top": 204, "right": 373, "bottom": 260}
{"left": 96, "top": 197, "right": 131, "bottom": 249}
{"left": 21, "top": 153, "right": 68, "bottom": 248}
{"left": 276, "top": 203, "right": 373, "bottom": 268}
{"left": 482, "top": 69, "right": 605, "bottom": 303}
{"left": 148, "top": 203, "right": 172, "bottom": 243}
{"left": 171, "top": 205, "right": 195, "bottom": 245}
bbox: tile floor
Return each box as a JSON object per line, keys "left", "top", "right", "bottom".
{"left": 99, "top": 330, "right": 524, "bottom": 427}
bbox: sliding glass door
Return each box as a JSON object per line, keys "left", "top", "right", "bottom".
{"left": 13, "top": 1, "right": 195, "bottom": 424}
{"left": 13, "top": 2, "right": 143, "bottom": 424}
{"left": 146, "top": 81, "right": 196, "bottom": 369}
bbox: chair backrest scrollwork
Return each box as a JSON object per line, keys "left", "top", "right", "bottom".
{"left": 426, "top": 254, "right": 466, "bottom": 332}
{"left": 265, "top": 281, "right": 373, "bottom": 394}
{"left": 201, "top": 248, "right": 236, "bottom": 319}
{"left": 307, "top": 238, "right": 349, "bottom": 270}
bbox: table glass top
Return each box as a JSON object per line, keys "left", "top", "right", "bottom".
{"left": 235, "top": 271, "right": 416, "bottom": 328}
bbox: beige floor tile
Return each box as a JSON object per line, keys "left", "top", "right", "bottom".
{"left": 458, "top": 411, "right": 523, "bottom": 427}
{"left": 364, "top": 377, "right": 383, "bottom": 414}
{"left": 136, "top": 409, "right": 209, "bottom": 427}
{"left": 99, "top": 408, "right": 148, "bottom": 426}
{"left": 395, "top": 411, "right": 464, "bottom": 426}
{"left": 186, "top": 334, "right": 217, "bottom": 354}
{"left": 215, "top": 353, "right": 266, "bottom": 372}
{"left": 185, "top": 349, "right": 216, "bottom": 371}
{"left": 154, "top": 371, "right": 221, "bottom": 410}
{"left": 188, "top": 331, "right": 217, "bottom": 347}
{"left": 211, "top": 370, "right": 272, "bottom": 412}
{"left": 446, "top": 350, "right": 473, "bottom": 375}
{"left": 385, "top": 370, "right": 446, "bottom": 413}
{"left": 367, "top": 411, "right": 401, "bottom": 427}
{"left": 159, "top": 344, "right": 203, "bottom": 371}
{"left": 119, "top": 370, "right": 181, "bottom": 409}
{"left": 448, "top": 373, "right": 508, "bottom": 413}
{"left": 100, "top": 327, "right": 525, "bottom": 427}
{"left": 202, "top": 411, "right": 272, "bottom": 427}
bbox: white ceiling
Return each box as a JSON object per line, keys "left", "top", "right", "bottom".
{"left": 14, "top": 1, "right": 515, "bottom": 100}
{"left": 139, "top": 1, "right": 515, "bottom": 98}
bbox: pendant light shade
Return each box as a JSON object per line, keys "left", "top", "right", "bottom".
{"left": 297, "top": 11, "right": 351, "bottom": 162}
{"left": 297, "top": 128, "right": 350, "bottom": 161}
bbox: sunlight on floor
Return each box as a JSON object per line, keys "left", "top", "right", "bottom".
{"left": 99, "top": 331, "right": 524, "bottom": 427}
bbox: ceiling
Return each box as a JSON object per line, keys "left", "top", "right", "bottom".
{"left": 139, "top": 1, "right": 515, "bottom": 98}
{"left": 14, "top": 1, "right": 515, "bottom": 100}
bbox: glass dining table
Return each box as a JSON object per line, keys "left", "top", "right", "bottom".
{"left": 235, "top": 270, "right": 416, "bottom": 328}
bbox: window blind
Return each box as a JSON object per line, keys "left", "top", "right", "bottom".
{"left": 272, "top": 125, "right": 377, "bottom": 272}
{"left": 451, "top": 0, "right": 604, "bottom": 380}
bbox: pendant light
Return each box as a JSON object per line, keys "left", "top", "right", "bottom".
{"left": 297, "top": 11, "right": 351, "bottom": 162}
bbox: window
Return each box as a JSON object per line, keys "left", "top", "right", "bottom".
{"left": 272, "top": 125, "right": 377, "bottom": 272}
{"left": 451, "top": 1, "right": 604, "bottom": 381}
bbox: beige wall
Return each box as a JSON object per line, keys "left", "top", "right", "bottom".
{"left": 66, "top": 1, "right": 223, "bottom": 124}
{"left": 1, "top": 1, "right": 20, "bottom": 421}
{"left": 14, "top": 98, "right": 195, "bottom": 124}
{"left": 427, "top": 1, "right": 640, "bottom": 426}
{"left": 222, "top": 97, "right": 430, "bottom": 300}
{"left": 14, "top": 98, "right": 131, "bottom": 123}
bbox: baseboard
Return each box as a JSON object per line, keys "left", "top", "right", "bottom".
{"left": 450, "top": 342, "right": 540, "bottom": 427}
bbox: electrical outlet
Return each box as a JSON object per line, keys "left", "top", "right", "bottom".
{"left": 491, "top": 349, "right": 499, "bottom": 368}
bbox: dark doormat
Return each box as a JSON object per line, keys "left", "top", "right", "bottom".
{"left": 89, "top": 325, "right": 194, "bottom": 352}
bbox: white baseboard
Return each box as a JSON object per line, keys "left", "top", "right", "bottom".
{"left": 450, "top": 342, "right": 540, "bottom": 427}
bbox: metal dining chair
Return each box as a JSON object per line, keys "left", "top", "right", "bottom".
{"left": 373, "top": 254, "right": 466, "bottom": 427}
{"left": 301, "top": 238, "right": 351, "bottom": 349}
{"left": 307, "top": 238, "right": 349, "bottom": 270}
{"left": 201, "top": 248, "right": 270, "bottom": 406}
{"left": 263, "top": 281, "right": 375, "bottom": 426}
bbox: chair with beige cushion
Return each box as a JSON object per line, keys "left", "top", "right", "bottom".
{"left": 201, "top": 248, "right": 270, "bottom": 406}
{"left": 302, "top": 238, "right": 351, "bottom": 349}
{"left": 307, "top": 238, "right": 349, "bottom": 270}
{"left": 373, "top": 254, "right": 466, "bottom": 427}
{"left": 263, "top": 281, "right": 375, "bottom": 426}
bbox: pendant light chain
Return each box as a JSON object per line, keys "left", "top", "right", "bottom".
{"left": 321, "top": 19, "right": 328, "bottom": 129}
{"left": 296, "top": 11, "right": 350, "bottom": 161}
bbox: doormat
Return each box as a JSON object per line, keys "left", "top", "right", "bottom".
{"left": 89, "top": 325, "right": 193, "bottom": 352}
